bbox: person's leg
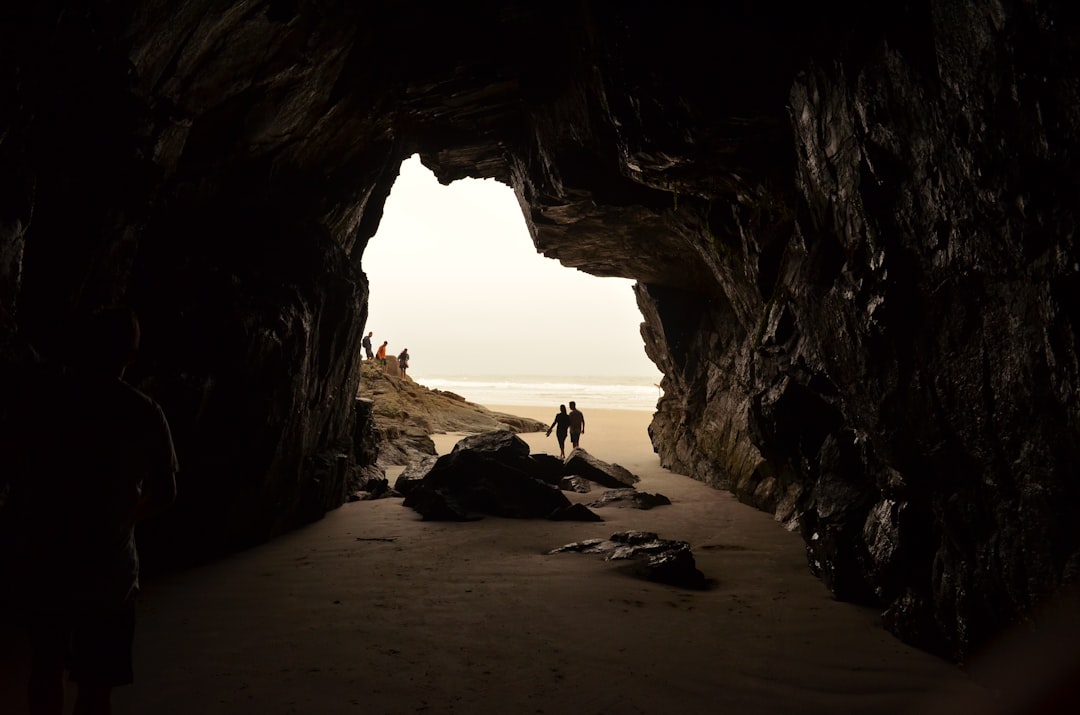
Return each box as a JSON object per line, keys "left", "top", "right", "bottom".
{"left": 28, "top": 661, "right": 65, "bottom": 715}
{"left": 28, "top": 618, "right": 68, "bottom": 715}
{"left": 73, "top": 684, "right": 112, "bottom": 715}
{"left": 68, "top": 601, "right": 134, "bottom": 715}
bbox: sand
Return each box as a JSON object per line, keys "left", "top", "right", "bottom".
{"left": 1, "top": 406, "right": 996, "bottom": 714}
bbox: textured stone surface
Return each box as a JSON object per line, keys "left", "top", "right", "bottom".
{"left": 558, "top": 476, "right": 592, "bottom": 494}
{"left": 360, "top": 361, "right": 546, "bottom": 466}
{"left": 1, "top": 1, "right": 1078, "bottom": 658}
{"left": 587, "top": 489, "right": 672, "bottom": 511}
{"left": 563, "top": 449, "right": 640, "bottom": 489}
{"left": 549, "top": 531, "right": 707, "bottom": 589}
{"left": 402, "top": 434, "right": 571, "bottom": 520}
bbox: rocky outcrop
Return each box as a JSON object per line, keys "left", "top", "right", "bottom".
{"left": 359, "top": 360, "right": 547, "bottom": 466}
{"left": 1, "top": 1, "right": 1077, "bottom": 659}
{"left": 397, "top": 431, "right": 646, "bottom": 521}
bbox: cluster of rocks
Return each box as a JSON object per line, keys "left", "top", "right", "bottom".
{"left": 548, "top": 531, "right": 708, "bottom": 590}
{"left": 363, "top": 430, "right": 670, "bottom": 523}
{"left": 363, "top": 430, "right": 703, "bottom": 588}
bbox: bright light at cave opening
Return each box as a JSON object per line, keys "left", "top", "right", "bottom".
{"left": 361, "top": 155, "right": 662, "bottom": 393}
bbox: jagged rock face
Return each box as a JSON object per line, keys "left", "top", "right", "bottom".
{"left": 779, "top": 7, "right": 1080, "bottom": 656}
{"left": 1, "top": 2, "right": 1077, "bottom": 659}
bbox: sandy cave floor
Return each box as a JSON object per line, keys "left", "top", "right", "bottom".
{"left": 5, "top": 406, "right": 1051, "bottom": 714}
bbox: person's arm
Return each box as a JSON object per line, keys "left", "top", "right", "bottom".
{"left": 546, "top": 416, "right": 556, "bottom": 435}
{"left": 136, "top": 469, "right": 177, "bottom": 523}
{"left": 135, "top": 403, "right": 179, "bottom": 522}
{"left": 581, "top": 413, "right": 585, "bottom": 433}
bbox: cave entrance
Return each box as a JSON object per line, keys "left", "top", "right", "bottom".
{"left": 361, "top": 154, "right": 662, "bottom": 411}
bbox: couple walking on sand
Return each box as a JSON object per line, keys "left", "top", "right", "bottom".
{"left": 546, "top": 401, "right": 585, "bottom": 460}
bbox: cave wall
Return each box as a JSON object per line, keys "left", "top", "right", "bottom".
{"left": 776, "top": 3, "right": 1080, "bottom": 656}
{"left": 2, "top": 1, "right": 1078, "bottom": 659}
{"left": 1, "top": 0, "right": 403, "bottom": 561}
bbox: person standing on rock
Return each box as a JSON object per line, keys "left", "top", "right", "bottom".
{"left": 397, "top": 348, "right": 410, "bottom": 379}
{"left": 376, "top": 340, "right": 387, "bottom": 366}
{"left": 568, "top": 400, "right": 585, "bottom": 450}
{"left": 362, "top": 331, "right": 374, "bottom": 360}
{"left": 546, "top": 404, "right": 571, "bottom": 459}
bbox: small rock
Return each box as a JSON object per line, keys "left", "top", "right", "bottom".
{"left": 559, "top": 475, "right": 593, "bottom": 493}
{"left": 588, "top": 489, "right": 670, "bottom": 509}
{"left": 547, "top": 531, "right": 708, "bottom": 589}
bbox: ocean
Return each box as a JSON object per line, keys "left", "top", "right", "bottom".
{"left": 409, "top": 374, "right": 663, "bottom": 412}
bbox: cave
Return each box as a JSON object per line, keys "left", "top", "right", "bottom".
{"left": 1, "top": 0, "right": 1078, "bottom": 667}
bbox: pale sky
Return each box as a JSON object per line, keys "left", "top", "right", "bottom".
{"left": 361, "top": 155, "right": 662, "bottom": 379}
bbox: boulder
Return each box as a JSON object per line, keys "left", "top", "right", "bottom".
{"left": 559, "top": 476, "right": 592, "bottom": 494}
{"left": 627, "top": 540, "right": 705, "bottom": 590}
{"left": 563, "top": 449, "right": 639, "bottom": 488}
{"left": 451, "top": 430, "right": 531, "bottom": 460}
{"left": 402, "top": 487, "right": 478, "bottom": 522}
{"left": 531, "top": 453, "right": 569, "bottom": 485}
{"left": 347, "top": 462, "right": 385, "bottom": 494}
{"left": 348, "top": 472, "right": 400, "bottom": 501}
{"left": 376, "top": 423, "right": 437, "bottom": 467}
{"left": 402, "top": 439, "right": 571, "bottom": 520}
{"left": 394, "top": 456, "right": 438, "bottom": 497}
{"left": 587, "top": 489, "right": 671, "bottom": 510}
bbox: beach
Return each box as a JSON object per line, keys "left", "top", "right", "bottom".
{"left": 0, "top": 406, "right": 990, "bottom": 714}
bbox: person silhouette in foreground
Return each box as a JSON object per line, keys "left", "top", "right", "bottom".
{"left": 397, "top": 348, "right": 410, "bottom": 379}
{"left": 24, "top": 306, "right": 179, "bottom": 715}
{"left": 376, "top": 340, "right": 388, "bottom": 366}
{"left": 567, "top": 400, "right": 585, "bottom": 450}
{"left": 546, "top": 404, "right": 571, "bottom": 459}
{"left": 362, "top": 331, "right": 374, "bottom": 360}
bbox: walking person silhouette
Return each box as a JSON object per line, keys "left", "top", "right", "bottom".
{"left": 567, "top": 401, "right": 585, "bottom": 449}
{"left": 546, "top": 404, "right": 571, "bottom": 459}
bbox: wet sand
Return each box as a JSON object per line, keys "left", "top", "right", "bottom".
{"left": 1, "top": 406, "right": 992, "bottom": 714}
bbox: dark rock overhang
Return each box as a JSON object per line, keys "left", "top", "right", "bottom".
{"left": 2, "top": 1, "right": 1079, "bottom": 663}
